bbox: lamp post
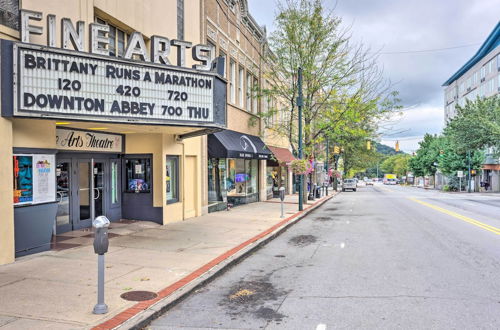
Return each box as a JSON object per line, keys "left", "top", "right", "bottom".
{"left": 297, "top": 67, "right": 304, "bottom": 211}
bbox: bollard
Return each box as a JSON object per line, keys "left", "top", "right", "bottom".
{"left": 279, "top": 187, "right": 285, "bottom": 218}
{"left": 92, "top": 216, "right": 110, "bottom": 314}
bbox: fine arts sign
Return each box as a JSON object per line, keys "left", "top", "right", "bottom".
{"left": 2, "top": 10, "right": 226, "bottom": 128}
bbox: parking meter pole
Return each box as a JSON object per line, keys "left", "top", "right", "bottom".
{"left": 92, "top": 216, "right": 110, "bottom": 315}
{"left": 93, "top": 254, "right": 108, "bottom": 314}
{"left": 279, "top": 187, "right": 285, "bottom": 218}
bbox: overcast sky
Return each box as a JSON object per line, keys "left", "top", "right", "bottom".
{"left": 248, "top": 0, "right": 499, "bottom": 152}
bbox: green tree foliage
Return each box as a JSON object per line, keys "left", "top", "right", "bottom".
{"left": 261, "top": 0, "right": 400, "bottom": 160}
{"left": 409, "top": 134, "right": 483, "bottom": 177}
{"left": 444, "top": 95, "right": 500, "bottom": 153}
{"left": 380, "top": 154, "right": 411, "bottom": 177}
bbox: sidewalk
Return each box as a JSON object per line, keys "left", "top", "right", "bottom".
{"left": 0, "top": 191, "right": 335, "bottom": 329}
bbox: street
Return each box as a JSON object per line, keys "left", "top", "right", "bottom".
{"left": 150, "top": 185, "right": 500, "bottom": 329}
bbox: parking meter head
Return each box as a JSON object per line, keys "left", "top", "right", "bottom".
{"left": 279, "top": 186, "right": 285, "bottom": 201}
{"left": 93, "top": 216, "right": 110, "bottom": 228}
{"left": 93, "top": 227, "right": 109, "bottom": 255}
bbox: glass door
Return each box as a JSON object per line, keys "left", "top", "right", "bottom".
{"left": 74, "top": 159, "right": 105, "bottom": 229}
{"left": 55, "top": 159, "right": 72, "bottom": 234}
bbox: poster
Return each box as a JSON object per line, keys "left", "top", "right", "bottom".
{"left": 13, "top": 154, "right": 56, "bottom": 205}
{"left": 33, "top": 154, "right": 56, "bottom": 204}
{"left": 13, "top": 155, "right": 33, "bottom": 204}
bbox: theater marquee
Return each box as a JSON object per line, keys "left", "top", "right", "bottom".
{"left": 2, "top": 42, "right": 227, "bottom": 128}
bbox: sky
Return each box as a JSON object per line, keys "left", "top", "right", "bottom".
{"left": 248, "top": 0, "right": 499, "bottom": 152}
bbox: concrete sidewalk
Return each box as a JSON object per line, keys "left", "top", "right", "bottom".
{"left": 0, "top": 192, "right": 335, "bottom": 329}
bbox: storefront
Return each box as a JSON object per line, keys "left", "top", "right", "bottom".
{"left": 266, "top": 146, "right": 295, "bottom": 199}
{"left": 207, "top": 130, "right": 271, "bottom": 210}
{"left": 1, "top": 20, "right": 226, "bottom": 257}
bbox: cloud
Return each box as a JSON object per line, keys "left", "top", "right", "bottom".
{"left": 248, "top": 0, "right": 499, "bottom": 151}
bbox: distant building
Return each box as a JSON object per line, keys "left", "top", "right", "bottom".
{"left": 442, "top": 21, "right": 500, "bottom": 192}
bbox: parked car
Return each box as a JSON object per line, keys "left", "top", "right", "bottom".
{"left": 366, "top": 180, "right": 374, "bottom": 186}
{"left": 342, "top": 179, "right": 357, "bottom": 192}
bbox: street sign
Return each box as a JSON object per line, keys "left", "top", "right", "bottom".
{"left": 457, "top": 171, "right": 464, "bottom": 178}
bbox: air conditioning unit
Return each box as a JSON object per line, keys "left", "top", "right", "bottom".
{"left": 481, "top": 78, "right": 485, "bottom": 82}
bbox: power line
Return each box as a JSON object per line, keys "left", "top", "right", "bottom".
{"left": 378, "top": 42, "right": 481, "bottom": 55}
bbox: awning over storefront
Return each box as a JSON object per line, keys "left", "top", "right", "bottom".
{"left": 208, "top": 130, "right": 272, "bottom": 159}
{"left": 267, "top": 146, "right": 296, "bottom": 165}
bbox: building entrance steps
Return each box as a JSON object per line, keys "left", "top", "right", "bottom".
{"left": 0, "top": 190, "right": 336, "bottom": 329}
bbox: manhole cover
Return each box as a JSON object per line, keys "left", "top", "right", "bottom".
{"left": 274, "top": 255, "right": 286, "bottom": 258}
{"left": 120, "top": 290, "right": 158, "bottom": 301}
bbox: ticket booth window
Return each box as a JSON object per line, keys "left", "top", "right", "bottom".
{"left": 124, "top": 158, "right": 151, "bottom": 193}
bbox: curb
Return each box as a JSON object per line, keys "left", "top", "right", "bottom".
{"left": 93, "top": 192, "right": 338, "bottom": 330}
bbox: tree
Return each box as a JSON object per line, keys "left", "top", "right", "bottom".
{"left": 408, "top": 134, "right": 442, "bottom": 177}
{"left": 261, "top": 0, "right": 399, "bottom": 161}
{"left": 381, "top": 154, "right": 411, "bottom": 177}
{"left": 444, "top": 95, "right": 500, "bottom": 153}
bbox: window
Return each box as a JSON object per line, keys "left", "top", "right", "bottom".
{"left": 95, "top": 17, "right": 129, "bottom": 57}
{"left": 219, "top": 50, "right": 227, "bottom": 78}
{"left": 246, "top": 73, "right": 252, "bottom": 111}
{"left": 124, "top": 158, "right": 151, "bottom": 193}
{"left": 481, "top": 66, "right": 486, "bottom": 79}
{"left": 177, "top": 0, "right": 184, "bottom": 40}
{"left": 497, "top": 54, "right": 500, "bottom": 70}
{"left": 238, "top": 67, "right": 244, "bottom": 107}
{"left": 0, "top": 0, "right": 18, "bottom": 30}
{"left": 166, "top": 156, "right": 179, "bottom": 203}
{"left": 230, "top": 59, "right": 236, "bottom": 103}
{"left": 226, "top": 159, "right": 258, "bottom": 196}
{"left": 253, "top": 77, "right": 259, "bottom": 113}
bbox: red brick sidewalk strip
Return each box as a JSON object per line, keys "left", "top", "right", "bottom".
{"left": 93, "top": 194, "right": 336, "bottom": 330}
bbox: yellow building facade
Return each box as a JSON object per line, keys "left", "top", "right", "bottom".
{"left": 0, "top": 0, "right": 227, "bottom": 264}
{"left": 0, "top": 0, "right": 295, "bottom": 265}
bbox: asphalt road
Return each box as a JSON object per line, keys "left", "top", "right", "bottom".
{"left": 150, "top": 185, "right": 500, "bottom": 330}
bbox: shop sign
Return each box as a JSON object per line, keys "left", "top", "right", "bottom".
{"left": 13, "top": 154, "right": 56, "bottom": 205}
{"left": 12, "top": 45, "right": 220, "bottom": 126}
{"left": 56, "top": 128, "right": 123, "bottom": 153}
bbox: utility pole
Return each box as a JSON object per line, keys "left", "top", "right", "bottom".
{"left": 297, "top": 67, "right": 304, "bottom": 211}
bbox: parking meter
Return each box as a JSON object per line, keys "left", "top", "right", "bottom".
{"left": 93, "top": 216, "right": 110, "bottom": 255}
{"left": 279, "top": 187, "right": 285, "bottom": 218}
{"left": 92, "top": 216, "right": 110, "bottom": 314}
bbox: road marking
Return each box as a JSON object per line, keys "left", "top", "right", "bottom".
{"left": 346, "top": 220, "right": 350, "bottom": 224}
{"left": 340, "top": 242, "right": 345, "bottom": 248}
{"left": 316, "top": 324, "right": 327, "bottom": 330}
{"left": 408, "top": 197, "right": 500, "bottom": 235}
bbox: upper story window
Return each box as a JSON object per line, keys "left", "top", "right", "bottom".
{"left": 95, "top": 17, "right": 129, "bottom": 57}
{"left": 0, "top": 0, "right": 18, "bottom": 30}
{"left": 177, "top": 0, "right": 184, "bottom": 40}
{"left": 238, "top": 66, "right": 244, "bottom": 108}
{"left": 480, "top": 66, "right": 486, "bottom": 80}
{"left": 229, "top": 59, "right": 236, "bottom": 104}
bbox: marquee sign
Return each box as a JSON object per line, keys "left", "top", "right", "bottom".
{"left": 9, "top": 44, "right": 225, "bottom": 126}
{"left": 56, "top": 129, "right": 123, "bottom": 153}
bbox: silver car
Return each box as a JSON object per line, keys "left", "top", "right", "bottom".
{"left": 342, "top": 179, "right": 357, "bottom": 192}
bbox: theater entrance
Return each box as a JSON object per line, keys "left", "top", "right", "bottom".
{"left": 55, "top": 154, "right": 122, "bottom": 234}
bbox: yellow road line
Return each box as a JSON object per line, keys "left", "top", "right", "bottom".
{"left": 408, "top": 197, "right": 500, "bottom": 235}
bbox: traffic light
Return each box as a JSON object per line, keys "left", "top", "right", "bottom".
{"left": 333, "top": 146, "right": 340, "bottom": 154}
{"left": 395, "top": 141, "right": 400, "bottom": 152}
{"left": 366, "top": 140, "right": 371, "bottom": 150}
{"left": 471, "top": 169, "right": 476, "bottom": 176}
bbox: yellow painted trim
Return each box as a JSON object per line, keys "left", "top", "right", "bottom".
{"left": 408, "top": 197, "right": 500, "bottom": 235}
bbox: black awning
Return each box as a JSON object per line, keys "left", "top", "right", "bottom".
{"left": 208, "top": 129, "right": 272, "bottom": 159}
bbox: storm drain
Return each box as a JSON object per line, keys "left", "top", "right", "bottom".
{"left": 314, "top": 217, "right": 332, "bottom": 221}
{"left": 120, "top": 290, "right": 158, "bottom": 301}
